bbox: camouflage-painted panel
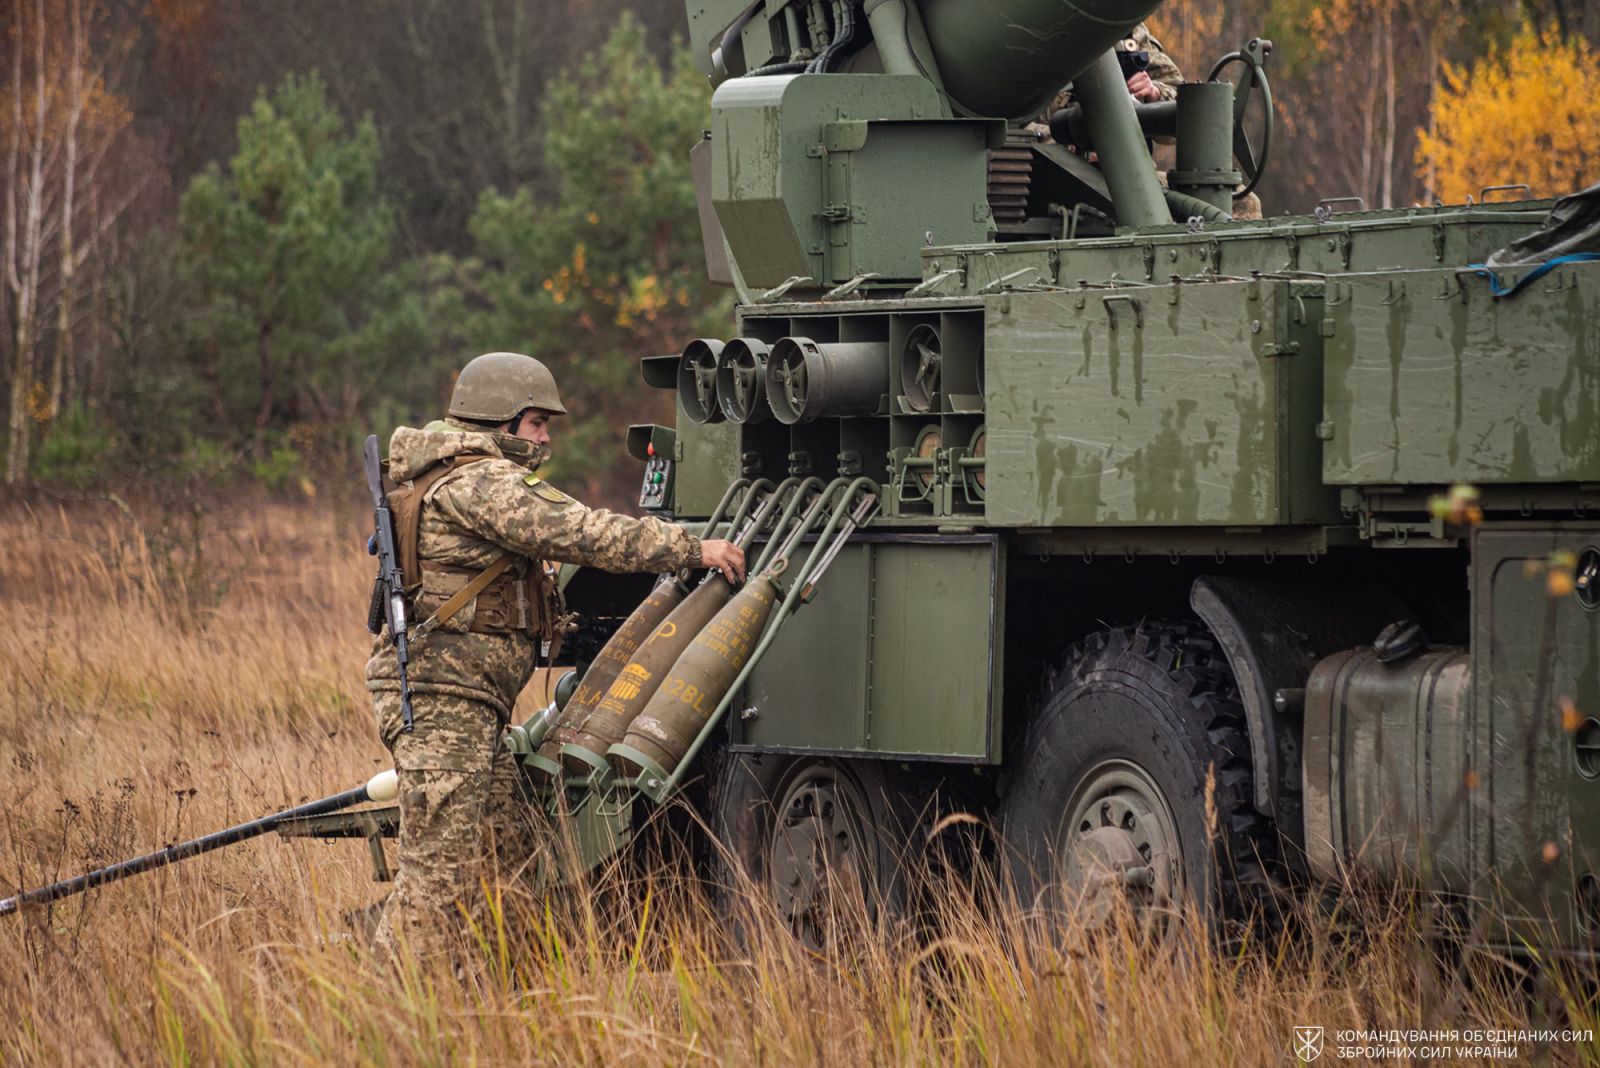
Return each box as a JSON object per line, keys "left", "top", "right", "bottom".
{"left": 1474, "top": 527, "right": 1600, "bottom": 952}
{"left": 711, "top": 74, "right": 992, "bottom": 289}
{"left": 1322, "top": 264, "right": 1600, "bottom": 485}
{"left": 736, "top": 539, "right": 1001, "bottom": 761}
{"left": 741, "top": 546, "right": 870, "bottom": 751}
{"left": 925, "top": 206, "right": 1551, "bottom": 297}
{"left": 673, "top": 411, "right": 741, "bottom": 518}
{"left": 985, "top": 279, "right": 1335, "bottom": 527}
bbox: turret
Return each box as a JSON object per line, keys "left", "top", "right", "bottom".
{"left": 684, "top": 0, "right": 1253, "bottom": 299}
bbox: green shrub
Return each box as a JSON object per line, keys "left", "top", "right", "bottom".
{"left": 248, "top": 441, "right": 308, "bottom": 491}
{"left": 34, "top": 407, "right": 116, "bottom": 489}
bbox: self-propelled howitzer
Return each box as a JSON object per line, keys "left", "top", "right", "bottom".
{"left": 550, "top": 0, "right": 1597, "bottom": 956}
{"left": 36, "top": 2, "right": 1597, "bottom": 957}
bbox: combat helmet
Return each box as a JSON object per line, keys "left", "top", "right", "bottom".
{"left": 449, "top": 351, "right": 567, "bottom": 421}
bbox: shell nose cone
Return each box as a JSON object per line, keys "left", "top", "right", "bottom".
{"left": 365, "top": 769, "right": 400, "bottom": 803}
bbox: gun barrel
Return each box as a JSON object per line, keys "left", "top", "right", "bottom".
{"left": 0, "top": 771, "right": 398, "bottom": 916}
{"left": 363, "top": 435, "right": 386, "bottom": 505}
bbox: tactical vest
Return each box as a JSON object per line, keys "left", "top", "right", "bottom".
{"left": 386, "top": 453, "right": 564, "bottom": 646}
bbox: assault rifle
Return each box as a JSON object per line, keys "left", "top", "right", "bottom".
{"left": 364, "top": 434, "right": 415, "bottom": 733}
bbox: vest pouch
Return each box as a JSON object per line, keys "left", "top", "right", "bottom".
{"left": 417, "top": 564, "right": 478, "bottom": 634}
{"left": 471, "top": 570, "right": 544, "bottom": 636}
{"left": 419, "top": 559, "right": 547, "bottom": 638}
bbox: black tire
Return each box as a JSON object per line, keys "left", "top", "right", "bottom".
{"left": 709, "top": 753, "right": 915, "bottom": 950}
{"left": 999, "top": 622, "right": 1275, "bottom": 936}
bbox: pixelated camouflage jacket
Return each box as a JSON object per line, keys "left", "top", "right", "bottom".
{"left": 366, "top": 419, "right": 701, "bottom": 728}
{"left": 1047, "top": 22, "right": 1184, "bottom": 115}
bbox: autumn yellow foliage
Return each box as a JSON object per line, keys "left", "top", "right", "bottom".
{"left": 1418, "top": 24, "right": 1600, "bottom": 204}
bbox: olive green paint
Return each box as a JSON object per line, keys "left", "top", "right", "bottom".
{"left": 672, "top": 408, "right": 742, "bottom": 518}
{"left": 1322, "top": 267, "right": 1600, "bottom": 486}
{"left": 649, "top": 1, "right": 1600, "bottom": 955}
{"left": 710, "top": 74, "right": 998, "bottom": 290}
{"left": 917, "top": 0, "right": 1161, "bottom": 121}
{"left": 737, "top": 540, "right": 1003, "bottom": 761}
{"left": 984, "top": 279, "right": 1337, "bottom": 527}
{"left": 1474, "top": 527, "right": 1600, "bottom": 947}
{"left": 931, "top": 207, "right": 1554, "bottom": 298}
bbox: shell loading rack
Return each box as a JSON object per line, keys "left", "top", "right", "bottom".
{"left": 275, "top": 478, "right": 880, "bottom": 882}
{"left": 500, "top": 476, "right": 879, "bottom": 863}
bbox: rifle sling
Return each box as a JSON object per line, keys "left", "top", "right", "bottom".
{"left": 414, "top": 553, "right": 516, "bottom": 639}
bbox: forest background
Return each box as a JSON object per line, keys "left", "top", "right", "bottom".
{"left": 3, "top": 0, "right": 1599, "bottom": 510}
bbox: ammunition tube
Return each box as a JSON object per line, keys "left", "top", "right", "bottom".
{"left": 766, "top": 338, "right": 889, "bottom": 424}
{"left": 715, "top": 338, "right": 775, "bottom": 424}
{"left": 899, "top": 323, "right": 942, "bottom": 413}
{"left": 677, "top": 339, "right": 726, "bottom": 425}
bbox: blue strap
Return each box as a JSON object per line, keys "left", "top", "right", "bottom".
{"left": 1465, "top": 253, "right": 1600, "bottom": 298}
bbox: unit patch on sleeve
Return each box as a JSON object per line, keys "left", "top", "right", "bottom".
{"left": 522, "top": 473, "right": 573, "bottom": 504}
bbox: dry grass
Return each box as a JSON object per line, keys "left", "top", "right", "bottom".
{"left": 0, "top": 498, "right": 1596, "bottom": 1066}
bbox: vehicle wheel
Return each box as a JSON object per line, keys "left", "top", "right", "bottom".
{"left": 710, "top": 754, "right": 911, "bottom": 950}
{"left": 999, "top": 622, "right": 1274, "bottom": 938}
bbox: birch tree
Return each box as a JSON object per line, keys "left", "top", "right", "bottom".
{"left": 1, "top": 0, "right": 134, "bottom": 486}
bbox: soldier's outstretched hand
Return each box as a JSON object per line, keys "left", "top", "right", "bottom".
{"left": 700, "top": 539, "right": 746, "bottom": 584}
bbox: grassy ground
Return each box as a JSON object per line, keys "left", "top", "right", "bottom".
{"left": 0, "top": 498, "right": 1595, "bottom": 1065}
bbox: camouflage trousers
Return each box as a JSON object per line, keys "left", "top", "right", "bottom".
{"left": 370, "top": 691, "right": 545, "bottom": 961}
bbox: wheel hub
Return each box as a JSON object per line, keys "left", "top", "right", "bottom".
{"left": 1059, "top": 761, "right": 1182, "bottom": 926}
{"left": 766, "top": 765, "right": 874, "bottom": 949}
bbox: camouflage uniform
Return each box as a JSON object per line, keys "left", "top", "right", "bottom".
{"left": 369, "top": 418, "right": 701, "bottom": 959}
{"left": 1130, "top": 22, "right": 1183, "bottom": 102}
{"left": 1046, "top": 23, "right": 1182, "bottom": 116}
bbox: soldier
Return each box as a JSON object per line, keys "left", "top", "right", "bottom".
{"left": 1123, "top": 22, "right": 1184, "bottom": 103}
{"left": 1042, "top": 23, "right": 1182, "bottom": 118}
{"left": 1040, "top": 23, "right": 1264, "bottom": 222}
{"left": 367, "top": 351, "right": 745, "bottom": 960}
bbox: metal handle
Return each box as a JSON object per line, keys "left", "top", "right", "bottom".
{"left": 1478, "top": 184, "right": 1532, "bottom": 204}
{"left": 1102, "top": 294, "right": 1144, "bottom": 329}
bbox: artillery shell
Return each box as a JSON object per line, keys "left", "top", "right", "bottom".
{"left": 614, "top": 576, "right": 778, "bottom": 779}
{"left": 559, "top": 575, "right": 735, "bottom": 775}
{"left": 536, "top": 576, "right": 688, "bottom": 770}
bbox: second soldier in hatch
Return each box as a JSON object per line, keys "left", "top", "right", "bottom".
{"left": 1039, "top": 22, "right": 1263, "bottom": 222}
{"left": 367, "top": 351, "right": 745, "bottom": 960}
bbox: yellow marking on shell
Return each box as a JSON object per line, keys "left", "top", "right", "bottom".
{"left": 608, "top": 663, "right": 651, "bottom": 703}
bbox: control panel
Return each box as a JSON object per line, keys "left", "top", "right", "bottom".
{"left": 627, "top": 422, "right": 677, "bottom": 513}
{"left": 639, "top": 450, "right": 674, "bottom": 511}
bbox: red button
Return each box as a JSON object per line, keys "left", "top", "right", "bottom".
{"left": 647, "top": 443, "right": 655, "bottom": 457}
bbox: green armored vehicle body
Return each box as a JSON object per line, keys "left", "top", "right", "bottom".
{"left": 526, "top": 0, "right": 1600, "bottom": 955}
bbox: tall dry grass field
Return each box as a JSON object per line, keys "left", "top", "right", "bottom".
{"left": 1, "top": 499, "right": 1596, "bottom": 1065}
